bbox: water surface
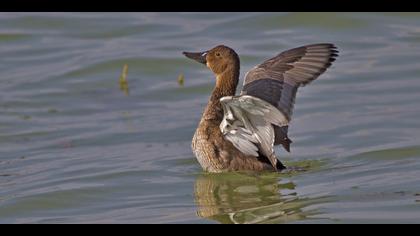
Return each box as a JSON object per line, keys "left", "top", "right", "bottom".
{"left": 1, "top": 12, "right": 420, "bottom": 223}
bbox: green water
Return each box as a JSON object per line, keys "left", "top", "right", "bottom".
{"left": 1, "top": 12, "right": 420, "bottom": 223}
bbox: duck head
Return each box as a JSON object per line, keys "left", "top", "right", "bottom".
{"left": 183, "top": 45, "right": 240, "bottom": 76}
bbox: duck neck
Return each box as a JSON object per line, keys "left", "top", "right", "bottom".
{"left": 202, "top": 67, "right": 239, "bottom": 121}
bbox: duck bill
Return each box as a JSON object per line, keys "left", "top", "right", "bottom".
{"left": 182, "top": 51, "right": 208, "bottom": 65}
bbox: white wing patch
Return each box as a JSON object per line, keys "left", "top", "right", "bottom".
{"left": 219, "top": 95, "right": 289, "bottom": 167}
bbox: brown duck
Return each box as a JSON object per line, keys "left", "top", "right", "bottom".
{"left": 183, "top": 44, "right": 338, "bottom": 173}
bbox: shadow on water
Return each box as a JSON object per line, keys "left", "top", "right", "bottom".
{"left": 193, "top": 170, "right": 331, "bottom": 224}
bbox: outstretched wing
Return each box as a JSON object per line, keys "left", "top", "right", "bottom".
{"left": 241, "top": 43, "right": 338, "bottom": 151}
{"left": 219, "top": 95, "right": 288, "bottom": 168}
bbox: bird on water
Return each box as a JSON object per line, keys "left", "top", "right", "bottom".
{"left": 183, "top": 44, "right": 338, "bottom": 173}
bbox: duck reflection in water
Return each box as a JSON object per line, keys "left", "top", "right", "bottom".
{"left": 194, "top": 172, "right": 329, "bottom": 224}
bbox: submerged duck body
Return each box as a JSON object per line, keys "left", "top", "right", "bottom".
{"left": 183, "top": 44, "right": 338, "bottom": 173}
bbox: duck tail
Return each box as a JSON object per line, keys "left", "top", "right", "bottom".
{"left": 276, "top": 159, "right": 286, "bottom": 171}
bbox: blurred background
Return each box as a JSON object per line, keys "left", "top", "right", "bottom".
{"left": 1, "top": 12, "right": 420, "bottom": 223}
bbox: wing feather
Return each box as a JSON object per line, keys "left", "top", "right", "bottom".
{"left": 240, "top": 43, "right": 338, "bottom": 151}
{"left": 219, "top": 95, "right": 289, "bottom": 168}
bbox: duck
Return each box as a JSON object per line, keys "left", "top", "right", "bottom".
{"left": 183, "top": 43, "right": 338, "bottom": 173}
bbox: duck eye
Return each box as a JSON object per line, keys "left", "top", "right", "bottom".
{"left": 216, "top": 53, "right": 221, "bottom": 57}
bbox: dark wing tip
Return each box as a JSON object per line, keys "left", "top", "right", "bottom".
{"left": 311, "top": 43, "right": 339, "bottom": 63}
{"left": 330, "top": 51, "right": 339, "bottom": 63}
{"left": 329, "top": 44, "right": 339, "bottom": 56}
